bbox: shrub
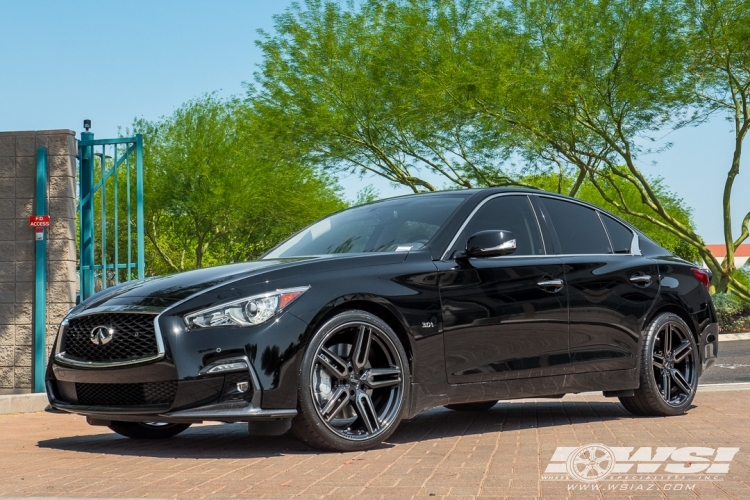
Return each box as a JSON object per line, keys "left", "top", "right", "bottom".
{"left": 712, "top": 293, "right": 750, "bottom": 333}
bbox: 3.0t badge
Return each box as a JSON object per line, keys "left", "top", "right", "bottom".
{"left": 90, "top": 326, "right": 114, "bottom": 346}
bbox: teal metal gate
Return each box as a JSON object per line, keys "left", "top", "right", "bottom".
{"left": 77, "top": 123, "right": 145, "bottom": 301}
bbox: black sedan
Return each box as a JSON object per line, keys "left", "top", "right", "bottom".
{"left": 46, "top": 189, "right": 718, "bottom": 451}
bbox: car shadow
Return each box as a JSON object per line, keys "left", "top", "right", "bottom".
{"left": 37, "top": 400, "right": 638, "bottom": 458}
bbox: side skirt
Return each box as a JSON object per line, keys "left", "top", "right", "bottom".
{"left": 407, "top": 367, "right": 638, "bottom": 418}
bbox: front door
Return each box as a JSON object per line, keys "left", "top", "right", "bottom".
{"left": 439, "top": 194, "right": 570, "bottom": 384}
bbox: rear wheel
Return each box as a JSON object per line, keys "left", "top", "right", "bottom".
{"left": 108, "top": 421, "right": 191, "bottom": 439}
{"left": 619, "top": 313, "right": 698, "bottom": 417}
{"left": 291, "top": 310, "right": 409, "bottom": 451}
{"left": 444, "top": 400, "right": 498, "bottom": 412}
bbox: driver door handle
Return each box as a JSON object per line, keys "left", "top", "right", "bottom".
{"left": 537, "top": 278, "right": 564, "bottom": 292}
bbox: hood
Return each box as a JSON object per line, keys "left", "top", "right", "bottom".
{"left": 73, "top": 252, "right": 409, "bottom": 313}
{"left": 78, "top": 258, "right": 318, "bottom": 311}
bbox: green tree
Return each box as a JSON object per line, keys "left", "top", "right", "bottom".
{"left": 134, "top": 94, "right": 345, "bottom": 274}
{"left": 251, "top": 0, "right": 750, "bottom": 299}
{"left": 687, "top": 0, "right": 750, "bottom": 296}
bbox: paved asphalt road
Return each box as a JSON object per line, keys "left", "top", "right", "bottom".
{"left": 700, "top": 338, "right": 750, "bottom": 385}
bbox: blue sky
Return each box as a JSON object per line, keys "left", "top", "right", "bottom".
{"left": 0, "top": 0, "right": 746, "bottom": 243}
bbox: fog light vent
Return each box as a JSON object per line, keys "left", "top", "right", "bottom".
{"left": 220, "top": 373, "right": 254, "bottom": 403}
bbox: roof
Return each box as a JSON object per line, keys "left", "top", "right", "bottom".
{"left": 706, "top": 244, "right": 750, "bottom": 257}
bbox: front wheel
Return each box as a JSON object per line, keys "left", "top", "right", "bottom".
{"left": 619, "top": 313, "right": 699, "bottom": 417}
{"left": 291, "top": 310, "right": 410, "bottom": 451}
{"left": 108, "top": 421, "right": 191, "bottom": 439}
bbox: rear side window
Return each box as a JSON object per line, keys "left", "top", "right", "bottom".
{"left": 601, "top": 214, "right": 633, "bottom": 254}
{"left": 541, "top": 198, "right": 611, "bottom": 254}
{"left": 454, "top": 195, "right": 545, "bottom": 256}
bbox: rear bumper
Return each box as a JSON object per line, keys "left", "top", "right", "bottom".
{"left": 698, "top": 321, "right": 719, "bottom": 375}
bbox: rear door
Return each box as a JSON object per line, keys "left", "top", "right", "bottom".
{"left": 438, "top": 194, "right": 570, "bottom": 384}
{"left": 536, "top": 196, "right": 659, "bottom": 373}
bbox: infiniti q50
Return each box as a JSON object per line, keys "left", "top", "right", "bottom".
{"left": 46, "top": 189, "right": 718, "bottom": 451}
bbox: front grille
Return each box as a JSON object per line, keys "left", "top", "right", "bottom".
{"left": 62, "top": 313, "right": 159, "bottom": 363}
{"left": 75, "top": 381, "right": 177, "bottom": 406}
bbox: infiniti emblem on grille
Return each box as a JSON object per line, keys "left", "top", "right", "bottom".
{"left": 90, "top": 326, "right": 115, "bottom": 345}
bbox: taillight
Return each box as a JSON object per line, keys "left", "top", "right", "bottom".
{"left": 691, "top": 268, "right": 711, "bottom": 289}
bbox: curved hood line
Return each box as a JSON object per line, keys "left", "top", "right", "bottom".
{"left": 74, "top": 253, "right": 409, "bottom": 313}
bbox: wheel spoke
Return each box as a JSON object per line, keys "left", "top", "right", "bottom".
{"left": 351, "top": 325, "right": 372, "bottom": 372}
{"left": 354, "top": 389, "right": 380, "bottom": 433}
{"left": 318, "top": 347, "right": 348, "bottom": 380}
{"left": 320, "top": 386, "right": 350, "bottom": 421}
{"left": 672, "top": 340, "right": 691, "bottom": 363}
{"left": 663, "top": 324, "right": 672, "bottom": 356}
{"left": 671, "top": 369, "right": 692, "bottom": 396}
{"left": 360, "top": 367, "right": 402, "bottom": 389}
{"left": 653, "top": 353, "right": 665, "bottom": 370}
{"left": 662, "top": 369, "right": 671, "bottom": 401}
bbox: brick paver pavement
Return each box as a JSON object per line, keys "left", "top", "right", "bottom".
{"left": 1, "top": 388, "right": 749, "bottom": 499}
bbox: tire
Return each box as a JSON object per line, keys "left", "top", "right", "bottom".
{"left": 444, "top": 401, "right": 498, "bottom": 412}
{"left": 619, "top": 312, "right": 699, "bottom": 417}
{"left": 108, "top": 421, "right": 191, "bottom": 439}
{"left": 291, "top": 310, "right": 410, "bottom": 451}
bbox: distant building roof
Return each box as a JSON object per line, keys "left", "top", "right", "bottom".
{"left": 707, "top": 244, "right": 750, "bottom": 257}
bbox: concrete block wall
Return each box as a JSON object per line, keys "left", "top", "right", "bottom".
{"left": 0, "top": 130, "right": 77, "bottom": 394}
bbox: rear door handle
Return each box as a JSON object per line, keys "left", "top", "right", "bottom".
{"left": 629, "top": 274, "right": 652, "bottom": 285}
{"left": 537, "top": 278, "right": 564, "bottom": 292}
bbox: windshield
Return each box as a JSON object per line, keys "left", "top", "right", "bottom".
{"left": 264, "top": 194, "right": 467, "bottom": 258}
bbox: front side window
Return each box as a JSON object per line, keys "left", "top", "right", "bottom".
{"left": 451, "top": 195, "right": 545, "bottom": 257}
{"left": 541, "top": 197, "right": 611, "bottom": 254}
{"left": 264, "top": 194, "right": 467, "bottom": 258}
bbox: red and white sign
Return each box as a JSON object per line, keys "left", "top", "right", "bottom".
{"left": 29, "top": 215, "right": 50, "bottom": 227}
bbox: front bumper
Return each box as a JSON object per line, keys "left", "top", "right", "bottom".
{"left": 46, "top": 310, "right": 310, "bottom": 423}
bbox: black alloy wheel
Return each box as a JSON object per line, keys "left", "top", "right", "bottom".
{"left": 619, "top": 313, "right": 699, "bottom": 416}
{"left": 444, "top": 400, "right": 498, "bottom": 411}
{"left": 108, "top": 421, "right": 191, "bottom": 439}
{"left": 292, "top": 310, "right": 409, "bottom": 451}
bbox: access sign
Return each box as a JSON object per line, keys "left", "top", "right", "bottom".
{"left": 29, "top": 215, "right": 50, "bottom": 227}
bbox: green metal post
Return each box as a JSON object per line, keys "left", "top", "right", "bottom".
{"left": 136, "top": 134, "right": 145, "bottom": 279}
{"left": 113, "top": 145, "right": 119, "bottom": 285}
{"left": 100, "top": 145, "right": 107, "bottom": 289}
{"left": 33, "top": 148, "right": 48, "bottom": 393}
{"left": 79, "top": 131, "right": 95, "bottom": 298}
{"left": 126, "top": 151, "right": 131, "bottom": 281}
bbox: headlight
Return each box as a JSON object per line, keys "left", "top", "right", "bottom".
{"left": 184, "top": 286, "right": 309, "bottom": 328}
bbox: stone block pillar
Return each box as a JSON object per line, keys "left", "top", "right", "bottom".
{"left": 0, "top": 130, "right": 77, "bottom": 393}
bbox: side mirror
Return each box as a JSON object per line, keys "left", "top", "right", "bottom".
{"left": 465, "top": 230, "right": 517, "bottom": 257}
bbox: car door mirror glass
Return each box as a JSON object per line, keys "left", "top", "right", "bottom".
{"left": 465, "top": 230, "right": 517, "bottom": 257}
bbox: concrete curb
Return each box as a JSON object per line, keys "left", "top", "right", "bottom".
{"left": 0, "top": 393, "right": 49, "bottom": 415}
{"left": 718, "top": 332, "right": 750, "bottom": 341}
{"left": 698, "top": 382, "right": 750, "bottom": 392}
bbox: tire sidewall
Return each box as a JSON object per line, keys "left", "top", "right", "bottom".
{"left": 295, "top": 310, "right": 410, "bottom": 452}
